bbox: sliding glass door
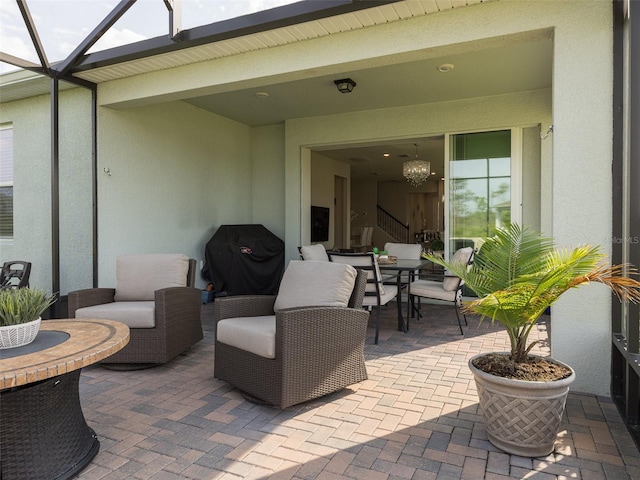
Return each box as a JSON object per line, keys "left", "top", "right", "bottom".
{"left": 446, "top": 129, "right": 521, "bottom": 254}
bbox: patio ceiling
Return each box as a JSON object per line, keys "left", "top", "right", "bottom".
{"left": 0, "top": 0, "right": 552, "bottom": 182}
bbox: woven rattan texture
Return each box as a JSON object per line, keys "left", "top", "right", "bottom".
{"left": 0, "top": 370, "right": 98, "bottom": 480}
{"left": 214, "top": 272, "right": 369, "bottom": 408}
{"left": 68, "top": 259, "right": 203, "bottom": 365}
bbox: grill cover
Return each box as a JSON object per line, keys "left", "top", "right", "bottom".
{"left": 203, "top": 224, "right": 285, "bottom": 295}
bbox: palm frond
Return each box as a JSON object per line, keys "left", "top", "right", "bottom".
{"left": 426, "top": 223, "right": 640, "bottom": 363}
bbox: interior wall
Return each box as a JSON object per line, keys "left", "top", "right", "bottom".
{"left": 97, "top": 101, "right": 253, "bottom": 287}
{"left": 310, "top": 151, "right": 350, "bottom": 250}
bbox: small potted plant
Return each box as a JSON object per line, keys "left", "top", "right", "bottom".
{"left": 429, "top": 238, "right": 445, "bottom": 256}
{"left": 425, "top": 223, "right": 640, "bottom": 457}
{"left": 0, "top": 288, "right": 56, "bottom": 349}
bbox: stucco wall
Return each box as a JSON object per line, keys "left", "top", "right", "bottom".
{"left": 283, "top": 0, "right": 613, "bottom": 395}
{"left": 251, "top": 124, "right": 286, "bottom": 240}
{"left": 0, "top": 87, "right": 93, "bottom": 295}
{"left": 546, "top": 0, "right": 614, "bottom": 397}
{"left": 97, "top": 101, "right": 254, "bottom": 287}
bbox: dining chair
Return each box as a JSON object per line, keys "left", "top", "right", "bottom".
{"left": 382, "top": 242, "right": 422, "bottom": 280}
{"left": 352, "top": 226, "right": 373, "bottom": 252}
{"left": 0, "top": 261, "right": 31, "bottom": 290}
{"left": 383, "top": 242, "right": 424, "bottom": 316}
{"left": 298, "top": 244, "right": 329, "bottom": 261}
{"left": 408, "top": 247, "right": 474, "bottom": 334}
{"left": 328, "top": 251, "right": 401, "bottom": 344}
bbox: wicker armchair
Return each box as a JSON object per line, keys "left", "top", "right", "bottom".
{"left": 69, "top": 254, "right": 202, "bottom": 367}
{"left": 214, "top": 260, "right": 368, "bottom": 408}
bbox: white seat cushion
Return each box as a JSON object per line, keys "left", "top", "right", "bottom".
{"left": 300, "top": 244, "right": 329, "bottom": 261}
{"left": 273, "top": 260, "right": 357, "bottom": 312}
{"left": 115, "top": 254, "right": 189, "bottom": 301}
{"left": 363, "top": 284, "right": 398, "bottom": 307}
{"left": 217, "top": 316, "right": 276, "bottom": 359}
{"left": 409, "top": 280, "right": 457, "bottom": 302}
{"left": 75, "top": 301, "right": 156, "bottom": 328}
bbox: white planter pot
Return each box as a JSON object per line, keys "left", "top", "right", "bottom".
{"left": 469, "top": 352, "right": 576, "bottom": 457}
{"left": 0, "top": 317, "right": 42, "bottom": 349}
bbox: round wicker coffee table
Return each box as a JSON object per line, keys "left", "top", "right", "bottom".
{"left": 0, "top": 319, "right": 129, "bottom": 480}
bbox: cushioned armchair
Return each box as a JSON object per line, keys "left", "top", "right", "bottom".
{"left": 214, "top": 260, "right": 368, "bottom": 408}
{"left": 68, "top": 254, "right": 203, "bottom": 367}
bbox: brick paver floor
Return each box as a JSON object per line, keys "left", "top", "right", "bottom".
{"left": 75, "top": 300, "right": 640, "bottom": 479}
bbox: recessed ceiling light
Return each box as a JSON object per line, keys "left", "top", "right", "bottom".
{"left": 255, "top": 91, "right": 269, "bottom": 98}
{"left": 383, "top": 153, "right": 390, "bottom": 157}
{"left": 437, "top": 63, "right": 455, "bottom": 73}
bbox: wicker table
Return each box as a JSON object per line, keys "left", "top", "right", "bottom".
{"left": 0, "top": 319, "right": 129, "bottom": 480}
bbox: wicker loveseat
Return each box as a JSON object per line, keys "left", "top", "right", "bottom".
{"left": 214, "top": 260, "right": 369, "bottom": 408}
{"left": 69, "top": 254, "right": 203, "bottom": 367}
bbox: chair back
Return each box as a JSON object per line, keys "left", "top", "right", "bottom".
{"left": 383, "top": 243, "right": 421, "bottom": 259}
{"left": 327, "top": 252, "right": 383, "bottom": 305}
{"left": 299, "top": 244, "right": 329, "bottom": 261}
{"left": 114, "top": 254, "right": 192, "bottom": 301}
{"left": 362, "top": 227, "right": 374, "bottom": 248}
{"left": 0, "top": 261, "right": 31, "bottom": 289}
{"left": 443, "top": 247, "right": 474, "bottom": 292}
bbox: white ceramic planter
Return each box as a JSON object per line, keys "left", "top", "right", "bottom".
{"left": 0, "top": 317, "right": 41, "bottom": 349}
{"left": 469, "top": 352, "right": 576, "bottom": 457}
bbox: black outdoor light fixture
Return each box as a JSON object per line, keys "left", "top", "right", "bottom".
{"left": 334, "top": 78, "right": 356, "bottom": 93}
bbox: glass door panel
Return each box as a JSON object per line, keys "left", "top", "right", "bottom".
{"left": 448, "top": 130, "right": 512, "bottom": 253}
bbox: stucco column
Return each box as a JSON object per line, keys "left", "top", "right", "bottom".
{"left": 550, "top": 3, "right": 614, "bottom": 396}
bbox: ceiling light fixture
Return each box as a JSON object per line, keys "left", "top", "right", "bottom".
{"left": 403, "top": 144, "right": 431, "bottom": 187}
{"left": 437, "top": 63, "right": 455, "bottom": 72}
{"left": 334, "top": 78, "right": 356, "bottom": 93}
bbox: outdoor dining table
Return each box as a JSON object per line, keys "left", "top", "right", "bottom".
{"left": 378, "top": 258, "right": 432, "bottom": 333}
{"left": 0, "top": 318, "right": 129, "bottom": 480}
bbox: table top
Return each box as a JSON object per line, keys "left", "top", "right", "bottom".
{"left": 377, "top": 258, "right": 432, "bottom": 271}
{"left": 0, "top": 319, "right": 130, "bottom": 389}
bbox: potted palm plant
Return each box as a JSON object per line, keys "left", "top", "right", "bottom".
{"left": 426, "top": 223, "right": 640, "bottom": 457}
{"left": 0, "top": 288, "right": 56, "bottom": 349}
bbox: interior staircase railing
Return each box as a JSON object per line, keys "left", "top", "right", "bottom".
{"left": 377, "top": 205, "right": 409, "bottom": 243}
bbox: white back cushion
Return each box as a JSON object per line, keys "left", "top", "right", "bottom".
{"left": 442, "top": 248, "right": 473, "bottom": 291}
{"left": 300, "top": 244, "right": 329, "bottom": 261}
{"left": 383, "top": 243, "right": 422, "bottom": 259}
{"left": 273, "top": 260, "right": 357, "bottom": 312}
{"left": 115, "top": 254, "right": 189, "bottom": 301}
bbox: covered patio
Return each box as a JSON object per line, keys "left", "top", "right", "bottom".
{"left": 75, "top": 303, "right": 639, "bottom": 479}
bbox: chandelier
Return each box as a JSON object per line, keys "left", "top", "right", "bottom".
{"left": 403, "top": 144, "right": 430, "bottom": 187}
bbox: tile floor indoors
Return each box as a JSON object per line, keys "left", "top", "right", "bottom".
{"left": 74, "top": 301, "right": 640, "bottom": 480}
